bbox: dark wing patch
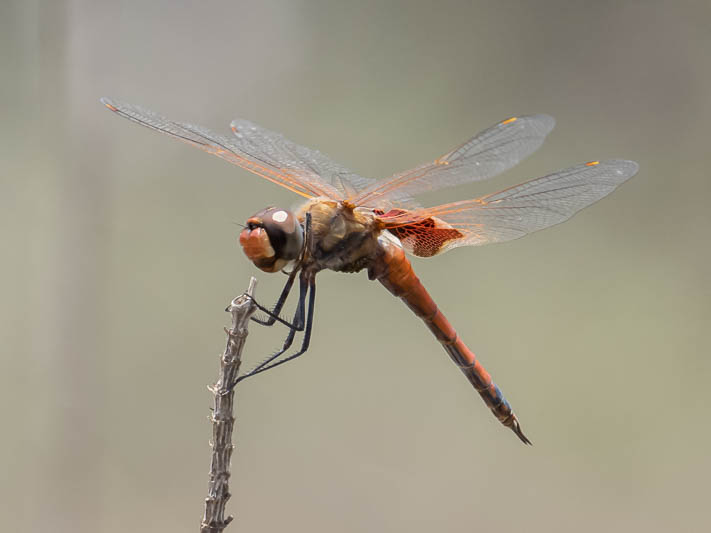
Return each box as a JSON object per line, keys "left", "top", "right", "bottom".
{"left": 376, "top": 208, "right": 464, "bottom": 257}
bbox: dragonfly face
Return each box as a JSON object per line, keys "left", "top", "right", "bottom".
{"left": 239, "top": 207, "right": 303, "bottom": 273}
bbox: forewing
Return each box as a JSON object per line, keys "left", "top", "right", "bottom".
{"left": 383, "top": 160, "right": 638, "bottom": 256}
{"left": 353, "top": 114, "right": 555, "bottom": 207}
{"left": 101, "top": 98, "right": 343, "bottom": 199}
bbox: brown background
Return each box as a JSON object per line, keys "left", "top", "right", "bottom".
{"left": 2, "top": 1, "right": 710, "bottom": 532}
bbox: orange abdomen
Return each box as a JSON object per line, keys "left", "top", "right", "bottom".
{"left": 369, "top": 238, "right": 531, "bottom": 444}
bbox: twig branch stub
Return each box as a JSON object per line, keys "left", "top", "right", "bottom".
{"left": 200, "top": 277, "right": 257, "bottom": 533}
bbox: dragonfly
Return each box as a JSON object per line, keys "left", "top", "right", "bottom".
{"left": 102, "top": 97, "right": 638, "bottom": 444}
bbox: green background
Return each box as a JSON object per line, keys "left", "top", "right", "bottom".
{"left": 2, "top": 1, "right": 710, "bottom": 531}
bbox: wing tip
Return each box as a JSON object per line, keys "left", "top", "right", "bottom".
{"left": 631, "top": 160, "right": 640, "bottom": 174}
{"left": 620, "top": 159, "right": 640, "bottom": 177}
{"left": 500, "top": 113, "right": 556, "bottom": 133}
{"left": 100, "top": 96, "right": 118, "bottom": 112}
{"left": 536, "top": 113, "right": 556, "bottom": 133}
{"left": 594, "top": 159, "right": 640, "bottom": 179}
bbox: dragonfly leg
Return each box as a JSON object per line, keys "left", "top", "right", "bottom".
{"left": 232, "top": 272, "right": 316, "bottom": 386}
{"left": 249, "top": 267, "right": 299, "bottom": 327}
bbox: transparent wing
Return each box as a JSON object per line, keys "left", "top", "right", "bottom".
{"left": 382, "top": 160, "right": 638, "bottom": 256}
{"left": 353, "top": 114, "right": 556, "bottom": 207}
{"left": 229, "top": 118, "right": 378, "bottom": 199}
{"left": 101, "top": 97, "right": 354, "bottom": 199}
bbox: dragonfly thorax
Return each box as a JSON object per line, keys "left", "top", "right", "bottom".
{"left": 239, "top": 207, "right": 304, "bottom": 273}
{"left": 297, "top": 199, "right": 383, "bottom": 274}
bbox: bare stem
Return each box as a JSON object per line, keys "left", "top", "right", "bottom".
{"left": 200, "top": 277, "right": 258, "bottom": 533}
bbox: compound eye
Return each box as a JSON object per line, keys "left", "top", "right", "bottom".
{"left": 241, "top": 207, "right": 304, "bottom": 271}
{"left": 260, "top": 208, "right": 303, "bottom": 261}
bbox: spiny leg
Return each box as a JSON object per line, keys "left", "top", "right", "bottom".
{"left": 232, "top": 273, "right": 310, "bottom": 387}
{"left": 250, "top": 267, "right": 299, "bottom": 327}
{"left": 239, "top": 273, "right": 317, "bottom": 380}
{"left": 246, "top": 273, "right": 308, "bottom": 373}
{"left": 233, "top": 272, "right": 316, "bottom": 386}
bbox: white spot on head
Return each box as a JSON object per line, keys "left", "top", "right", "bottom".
{"left": 272, "top": 210, "right": 288, "bottom": 223}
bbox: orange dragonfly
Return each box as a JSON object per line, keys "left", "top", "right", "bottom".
{"left": 102, "top": 98, "right": 638, "bottom": 444}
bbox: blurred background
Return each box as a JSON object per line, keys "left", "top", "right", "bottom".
{"left": 2, "top": 1, "right": 710, "bottom": 532}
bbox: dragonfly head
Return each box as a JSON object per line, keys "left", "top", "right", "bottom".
{"left": 239, "top": 207, "right": 304, "bottom": 273}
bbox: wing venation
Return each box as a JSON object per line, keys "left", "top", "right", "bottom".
{"left": 381, "top": 159, "right": 638, "bottom": 256}
{"left": 101, "top": 98, "right": 376, "bottom": 200}
{"left": 354, "top": 114, "right": 555, "bottom": 206}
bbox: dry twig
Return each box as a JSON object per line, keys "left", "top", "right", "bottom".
{"left": 200, "top": 277, "right": 258, "bottom": 533}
